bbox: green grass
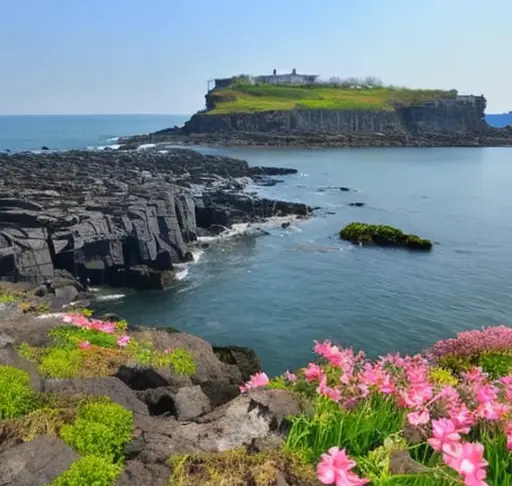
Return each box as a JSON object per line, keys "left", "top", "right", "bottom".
{"left": 207, "top": 84, "right": 457, "bottom": 114}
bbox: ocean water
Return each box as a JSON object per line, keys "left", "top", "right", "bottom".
{"left": 2, "top": 114, "right": 512, "bottom": 377}
{"left": 0, "top": 114, "right": 189, "bottom": 152}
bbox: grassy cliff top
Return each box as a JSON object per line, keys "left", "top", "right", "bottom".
{"left": 206, "top": 83, "right": 458, "bottom": 114}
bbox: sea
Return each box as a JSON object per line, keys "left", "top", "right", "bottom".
{"left": 1, "top": 114, "right": 512, "bottom": 376}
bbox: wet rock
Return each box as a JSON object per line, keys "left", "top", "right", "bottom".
{"left": 281, "top": 221, "right": 291, "bottom": 228}
{"left": 348, "top": 202, "right": 365, "bottom": 207}
{"left": 340, "top": 186, "right": 351, "bottom": 192}
{"left": 44, "top": 377, "right": 149, "bottom": 414}
{"left": 0, "top": 436, "right": 78, "bottom": 486}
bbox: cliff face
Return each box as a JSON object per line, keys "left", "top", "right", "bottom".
{"left": 184, "top": 96, "right": 488, "bottom": 136}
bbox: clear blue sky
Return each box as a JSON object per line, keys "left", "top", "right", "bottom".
{"left": 1, "top": 0, "right": 510, "bottom": 115}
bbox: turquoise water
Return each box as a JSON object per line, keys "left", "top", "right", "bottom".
{"left": 3, "top": 115, "right": 512, "bottom": 376}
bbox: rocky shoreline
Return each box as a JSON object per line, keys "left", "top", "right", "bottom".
{"left": 118, "top": 125, "right": 512, "bottom": 149}
{"left": 0, "top": 148, "right": 311, "bottom": 291}
{"left": 0, "top": 285, "right": 308, "bottom": 486}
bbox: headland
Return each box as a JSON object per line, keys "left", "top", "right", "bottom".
{"left": 120, "top": 70, "right": 512, "bottom": 148}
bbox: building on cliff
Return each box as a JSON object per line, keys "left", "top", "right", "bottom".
{"left": 211, "top": 69, "right": 319, "bottom": 90}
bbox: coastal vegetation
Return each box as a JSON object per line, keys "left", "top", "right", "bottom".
{"left": 340, "top": 222, "right": 433, "bottom": 250}
{"left": 206, "top": 83, "right": 458, "bottom": 114}
{"left": 17, "top": 312, "right": 197, "bottom": 379}
{"left": 2, "top": 303, "right": 512, "bottom": 485}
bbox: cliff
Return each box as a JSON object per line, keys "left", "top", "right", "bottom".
{"left": 119, "top": 84, "right": 512, "bottom": 148}
{"left": 184, "top": 96, "right": 488, "bottom": 136}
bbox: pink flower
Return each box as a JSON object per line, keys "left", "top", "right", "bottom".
{"left": 317, "top": 447, "right": 369, "bottom": 486}
{"left": 304, "top": 363, "right": 324, "bottom": 382}
{"left": 117, "top": 335, "right": 131, "bottom": 347}
{"left": 448, "top": 404, "right": 474, "bottom": 434}
{"left": 407, "top": 409, "right": 430, "bottom": 427}
{"left": 475, "top": 400, "right": 510, "bottom": 421}
{"left": 239, "top": 372, "right": 269, "bottom": 393}
{"left": 78, "top": 340, "right": 91, "bottom": 350}
{"left": 164, "top": 347, "right": 173, "bottom": 354}
{"left": 428, "top": 419, "right": 462, "bottom": 453}
{"left": 99, "top": 322, "right": 116, "bottom": 334}
{"left": 317, "top": 376, "right": 342, "bottom": 402}
{"left": 284, "top": 370, "right": 297, "bottom": 382}
{"left": 442, "top": 442, "right": 489, "bottom": 486}
{"left": 505, "top": 422, "right": 512, "bottom": 451}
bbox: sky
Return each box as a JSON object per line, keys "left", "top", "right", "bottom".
{"left": 1, "top": 0, "right": 511, "bottom": 115}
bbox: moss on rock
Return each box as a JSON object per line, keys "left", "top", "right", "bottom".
{"left": 339, "top": 222, "right": 432, "bottom": 250}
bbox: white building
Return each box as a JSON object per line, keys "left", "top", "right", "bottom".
{"left": 254, "top": 69, "right": 319, "bottom": 85}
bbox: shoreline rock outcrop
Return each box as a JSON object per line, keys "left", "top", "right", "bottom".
{"left": 0, "top": 149, "right": 311, "bottom": 291}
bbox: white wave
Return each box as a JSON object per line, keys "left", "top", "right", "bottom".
{"left": 36, "top": 312, "right": 66, "bottom": 320}
{"left": 106, "top": 137, "right": 119, "bottom": 142}
{"left": 175, "top": 268, "right": 189, "bottom": 280}
{"left": 158, "top": 150, "right": 169, "bottom": 154}
{"left": 196, "top": 216, "right": 302, "bottom": 243}
{"left": 88, "top": 287, "right": 100, "bottom": 293}
{"left": 300, "top": 173, "right": 309, "bottom": 177}
{"left": 96, "top": 293, "right": 126, "bottom": 301}
{"left": 137, "top": 143, "right": 156, "bottom": 150}
{"left": 191, "top": 249, "right": 204, "bottom": 262}
{"left": 95, "top": 144, "right": 121, "bottom": 151}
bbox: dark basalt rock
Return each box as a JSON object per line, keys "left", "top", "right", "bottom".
{"left": 0, "top": 149, "right": 310, "bottom": 290}
{"left": 348, "top": 202, "right": 365, "bottom": 207}
{"left": 0, "top": 436, "right": 79, "bottom": 486}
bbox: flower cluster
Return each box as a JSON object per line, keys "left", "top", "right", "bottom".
{"left": 246, "top": 337, "right": 512, "bottom": 486}
{"left": 61, "top": 313, "right": 130, "bottom": 349}
{"left": 428, "top": 326, "right": 512, "bottom": 359}
{"left": 317, "top": 447, "right": 368, "bottom": 486}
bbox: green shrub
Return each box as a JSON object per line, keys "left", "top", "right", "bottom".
{"left": 436, "top": 353, "right": 472, "bottom": 375}
{"left": 166, "top": 348, "right": 196, "bottom": 376}
{"left": 427, "top": 367, "right": 458, "bottom": 386}
{"left": 39, "top": 347, "right": 83, "bottom": 378}
{"left": 60, "top": 401, "right": 133, "bottom": 462}
{"left": 49, "top": 326, "right": 118, "bottom": 349}
{"left": 17, "top": 342, "right": 39, "bottom": 362}
{"left": 339, "top": 222, "right": 432, "bottom": 250}
{"left": 0, "top": 365, "right": 36, "bottom": 419}
{"left": 49, "top": 455, "right": 122, "bottom": 486}
{"left": 476, "top": 351, "right": 512, "bottom": 379}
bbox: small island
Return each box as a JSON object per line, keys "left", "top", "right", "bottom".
{"left": 120, "top": 69, "right": 512, "bottom": 149}
{"left": 340, "top": 222, "right": 433, "bottom": 250}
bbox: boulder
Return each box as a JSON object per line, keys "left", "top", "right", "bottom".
{"left": 44, "top": 377, "right": 149, "bottom": 414}
{"left": 213, "top": 345, "right": 262, "bottom": 382}
{"left": 133, "top": 389, "right": 300, "bottom": 464}
{"left": 0, "top": 436, "right": 78, "bottom": 486}
{"left": 129, "top": 329, "right": 244, "bottom": 407}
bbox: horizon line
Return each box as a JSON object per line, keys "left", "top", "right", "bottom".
{"left": 0, "top": 113, "right": 192, "bottom": 117}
